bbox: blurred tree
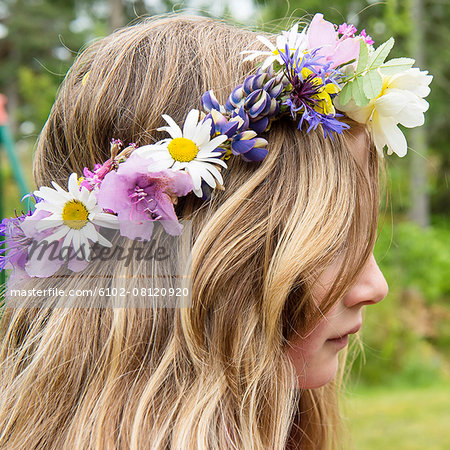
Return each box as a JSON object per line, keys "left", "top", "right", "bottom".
{"left": 0, "top": 0, "right": 86, "bottom": 133}
{"left": 408, "top": 0, "right": 429, "bottom": 227}
{"left": 110, "top": 0, "right": 125, "bottom": 31}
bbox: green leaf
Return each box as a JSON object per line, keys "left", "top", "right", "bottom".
{"left": 356, "top": 39, "right": 369, "bottom": 74}
{"left": 362, "top": 70, "right": 383, "bottom": 99}
{"left": 352, "top": 77, "right": 370, "bottom": 107}
{"left": 369, "top": 37, "right": 395, "bottom": 68}
{"left": 338, "top": 82, "right": 353, "bottom": 106}
{"left": 379, "top": 57, "right": 415, "bottom": 76}
{"left": 334, "top": 59, "right": 356, "bottom": 71}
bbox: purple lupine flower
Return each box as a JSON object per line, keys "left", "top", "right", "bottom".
{"left": 201, "top": 91, "right": 226, "bottom": 114}
{"left": 96, "top": 152, "right": 194, "bottom": 241}
{"left": 225, "top": 66, "right": 285, "bottom": 134}
{"left": 230, "top": 131, "right": 268, "bottom": 162}
{"left": 204, "top": 108, "right": 241, "bottom": 140}
{"left": 204, "top": 109, "right": 269, "bottom": 162}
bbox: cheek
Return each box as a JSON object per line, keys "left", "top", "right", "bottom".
{"left": 285, "top": 319, "right": 340, "bottom": 389}
{"left": 286, "top": 320, "right": 328, "bottom": 362}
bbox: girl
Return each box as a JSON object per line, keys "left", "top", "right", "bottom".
{"left": 0, "top": 14, "right": 431, "bottom": 449}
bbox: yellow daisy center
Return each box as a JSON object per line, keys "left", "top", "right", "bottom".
{"left": 62, "top": 200, "right": 89, "bottom": 230}
{"left": 168, "top": 137, "right": 199, "bottom": 162}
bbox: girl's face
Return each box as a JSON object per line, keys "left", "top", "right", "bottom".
{"left": 285, "top": 130, "right": 389, "bottom": 389}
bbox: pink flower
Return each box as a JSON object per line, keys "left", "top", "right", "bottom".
{"left": 360, "top": 29, "right": 374, "bottom": 45}
{"left": 307, "top": 13, "right": 360, "bottom": 69}
{"left": 337, "top": 23, "right": 357, "bottom": 38}
{"left": 96, "top": 152, "right": 194, "bottom": 241}
{"left": 80, "top": 160, "right": 114, "bottom": 191}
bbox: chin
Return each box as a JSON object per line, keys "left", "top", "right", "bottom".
{"left": 296, "top": 356, "right": 339, "bottom": 389}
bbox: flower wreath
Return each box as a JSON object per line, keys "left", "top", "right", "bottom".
{"left": 0, "top": 13, "right": 432, "bottom": 280}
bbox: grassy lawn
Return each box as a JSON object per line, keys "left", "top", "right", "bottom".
{"left": 343, "top": 383, "right": 450, "bottom": 449}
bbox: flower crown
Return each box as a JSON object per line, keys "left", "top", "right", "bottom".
{"left": 1, "top": 13, "right": 432, "bottom": 280}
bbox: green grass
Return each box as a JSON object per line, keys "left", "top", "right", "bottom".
{"left": 343, "top": 383, "right": 450, "bottom": 449}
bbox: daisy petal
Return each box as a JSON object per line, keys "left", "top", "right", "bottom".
{"left": 198, "top": 134, "right": 228, "bottom": 154}
{"left": 199, "top": 162, "right": 224, "bottom": 186}
{"left": 68, "top": 173, "right": 80, "bottom": 196}
{"left": 194, "top": 120, "right": 213, "bottom": 147}
{"left": 242, "top": 52, "right": 271, "bottom": 62}
{"left": 185, "top": 164, "right": 202, "bottom": 191}
{"left": 183, "top": 109, "right": 200, "bottom": 139}
{"left": 78, "top": 234, "right": 91, "bottom": 261}
{"left": 196, "top": 156, "right": 228, "bottom": 169}
{"left": 257, "top": 35, "right": 276, "bottom": 52}
{"left": 72, "top": 230, "right": 81, "bottom": 254}
{"left": 192, "top": 162, "right": 216, "bottom": 188}
{"left": 133, "top": 144, "right": 168, "bottom": 157}
{"left": 50, "top": 182, "right": 72, "bottom": 200}
{"left": 79, "top": 187, "right": 90, "bottom": 204}
{"left": 92, "top": 213, "right": 120, "bottom": 229}
{"left": 44, "top": 225, "right": 70, "bottom": 242}
{"left": 160, "top": 115, "right": 182, "bottom": 138}
{"left": 34, "top": 186, "right": 68, "bottom": 205}
{"left": 83, "top": 222, "right": 99, "bottom": 242}
{"left": 96, "top": 232, "right": 112, "bottom": 248}
{"left": 61, "top": 228, "right": 75, "bottom": 252}
{"left": 35, "top": 218, "right": 63, "bottom": 232}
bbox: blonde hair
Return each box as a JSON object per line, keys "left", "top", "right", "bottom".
{"left": 0, "top": 15, "right": 379, "bottom": 449}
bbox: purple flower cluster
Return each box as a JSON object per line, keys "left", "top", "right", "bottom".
{"left": 224, "top": 66, "right": 285, "bottom": 134}
{"left": 279, "top": 46, "right": 350, "bottom": 138}
{"left": 202, "top": 91, "right": 269, "bottom": 162}
{"left": 0, "top": 213, "right": 31, "bottom": 273}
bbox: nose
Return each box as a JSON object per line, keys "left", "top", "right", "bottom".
{"left": 343, "top": 253, "right": 389, "bottom": 308}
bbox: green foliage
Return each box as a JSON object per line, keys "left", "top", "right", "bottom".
{"left": 350, "top": 220, "right": 450, "bottom": 387}
{"left": 376, "top": 221, "right": 450, "bottom": 303}
{"left": 339, "top": 37, "right": 414, "bottom": 107}
{"left": 18, "top": 67, "right": 59, "bottom": 128}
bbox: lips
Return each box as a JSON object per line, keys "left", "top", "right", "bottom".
{"left": 328, "top": 323, "right": 362, "bottom": 341}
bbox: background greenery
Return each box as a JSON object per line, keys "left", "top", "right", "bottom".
{"left": 1, "top": 1, "right": 449, "bottom": 448}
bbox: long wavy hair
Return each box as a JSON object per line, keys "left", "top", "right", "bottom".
{"left": 0, "top": 15, "right": 380, "bottom": 449}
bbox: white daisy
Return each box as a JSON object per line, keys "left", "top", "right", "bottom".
{"left": 241, "top": 23, "right": 308, "bottom": 70}
{"left": 134, "top": 109, "right": 228, "bottom": 197}
{"left": 33, "top": 173, "right": 119, "bottom": 261}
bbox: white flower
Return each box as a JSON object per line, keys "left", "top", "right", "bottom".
{"left": 241, "top": 23, "right": 308, "bottom": 70}
{"left": 134, "top": 109, "right": 228, "bottom": 197}
{"left": 335, "top": 68, "right": 432, "bottom": 157}
{"left": 33, "top": 173, "right": 119, "bottom": 260}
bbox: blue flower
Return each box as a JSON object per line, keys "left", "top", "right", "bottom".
{"left": 279, "top": 45, "right": 349, "bottom": 138}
